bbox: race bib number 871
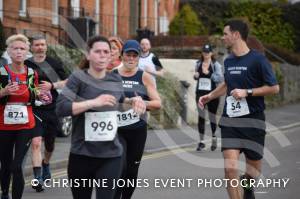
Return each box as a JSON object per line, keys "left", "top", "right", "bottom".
{"left": 85, "top": 111, "right": 117, "bottom": 141}
{"left": 4, "top": 105, "right": 29, "bottom": 124}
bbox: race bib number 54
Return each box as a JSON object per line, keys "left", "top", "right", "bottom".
{"left": 226, "top": 96, "right": 250, "bottom": 117}
{"left": 4, "top": 105, "right": 29, "bottom": 124}
{"left": 85, "top": 111, "right": 118, "bottom": 141}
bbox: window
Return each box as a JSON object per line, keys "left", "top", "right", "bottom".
{"left": 52, "top": 0, "right": 59, "bottom": 25}
{"left": 71, "top": 0, "right": 80, "bottom": 17}
{"left": 19, "top": 0, "right": 27, "bottom": 17}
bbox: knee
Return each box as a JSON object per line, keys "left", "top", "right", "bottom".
{"left": 31, "top": 137, "right": 42, "bottom": 151}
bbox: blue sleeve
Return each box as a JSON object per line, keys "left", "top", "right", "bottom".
{"left": 260, "top": 56, "right": 278, "bottom": 86}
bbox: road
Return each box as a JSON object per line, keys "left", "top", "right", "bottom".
{"left": 22, "top": 126, "right": 300, "bottom": 199}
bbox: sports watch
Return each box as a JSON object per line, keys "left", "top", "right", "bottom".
{"left": 247, "top": 89, "right": 253, "bottom": 97}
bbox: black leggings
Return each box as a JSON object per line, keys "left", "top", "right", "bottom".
{"left": 0, "top": 130, "right": 32, "bottom": 199}
{"left": 196, "top": 93, "right": 220, "bottom": 140}
{"left": 68, "top": 153, "right": 122, "bottom": 199}
{"left": 114, "top": 124, "right": 147, "bottom": 199}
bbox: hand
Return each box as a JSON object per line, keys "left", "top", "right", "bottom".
{"left": 194, "top": 72, "right": 199, "bottom": 79}
{"left": 38, "top": 81, "right": 52, "bottom": 91}
{"left": 198, "top": 93, "right": 211, "bottom": 109}
{"left": 3, "top": 82, "right": 19, "bottom": 96}
{"left": 230, "top": 89, "right": 247, "bottom": 100}
{"left": 90, "top": 94, "right": 117, "bottom": 108}
{"left": 131, "top": 96, "right": 146, "bottom": 115}
{"left": 38, "top": 91, "right": 53, "bottom": 105}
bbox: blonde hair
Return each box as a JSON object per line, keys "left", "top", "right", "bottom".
{"left": 6, "top": 34, "right": 30, "bottom": 49}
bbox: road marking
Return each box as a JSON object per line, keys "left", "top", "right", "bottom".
{"left": 271, "top": 172, "right": 278, "bottom": 177}
{"left": 296, "top": 161, "right": 300, "bottom": 164}
{"left": 255, "top": 191, "right": 268, "bottom": 194}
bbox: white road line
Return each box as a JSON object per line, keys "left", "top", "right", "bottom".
{"left": 271, "top": 172, "right": 278, "bottom": 177}
{"left": 255, "top": 191, "right": 268, "bottom": 194}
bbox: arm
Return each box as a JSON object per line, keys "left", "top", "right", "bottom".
{"left": 211, "top": 61, "right": 224, "bottom": 83}
{"left": 142, "top": 72, "right": 162, "bottom": 110}
{"left": 230, "top": 85, "right": 279, "bottom": 100}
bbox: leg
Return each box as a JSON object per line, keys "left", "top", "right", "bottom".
{"left": 0, "top": 133, "right": 14, "bottom": 197}
{"left": 68, "top": 153, "right": 93, "bottom": 199}
{"left": 11, "top": 131, "right": 32, "bottom": 199}
{"left": 114, "top": 134, "right": 127, "bottom": 199}
{"left": 121, "top": 125, "right": 147, "bottom": 199}
{"left": 196, "top": 93, "right": 205, "bottom": 150}
{"left": 207, "top": 98, "right": 220, "bottom": 151}
{"left": 207, "top": 98, "right": 219, "bottom": 136}
{"left": 223, "top": 149, "right": 242, "bottom": 199}
{"left": 95, "top": 157, "right": 122, "bottom": 199}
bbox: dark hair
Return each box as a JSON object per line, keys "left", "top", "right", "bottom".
{"left": 224, "top": 19, "right": 249, "bottom": 41}
{"left": 200, "top": 53, "right": 216, "bottom": 63}
{"left": 78, "top": 35, "right": 111, "bottom": 70}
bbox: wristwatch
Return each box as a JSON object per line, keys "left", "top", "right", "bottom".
{"left": 247, "top": 89, "right": 253, "bottom": 97}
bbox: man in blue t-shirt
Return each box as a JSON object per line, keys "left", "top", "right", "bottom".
{"left": 199, "top": 19, "right": 279, "bottom": 199}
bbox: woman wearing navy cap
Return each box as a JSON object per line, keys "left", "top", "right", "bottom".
{"left": 193, "top": 44, "right": 224, "bottom": 151}
{"left": 113, "top": 40, "right": 161, "bottom": 199}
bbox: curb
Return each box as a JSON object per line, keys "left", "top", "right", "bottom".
{"left": 24, "top": 121, "right": 300, "bottom": 178}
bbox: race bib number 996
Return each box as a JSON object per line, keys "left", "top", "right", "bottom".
{"left": 85, "top": 111, "right": 117, "bottom": 141}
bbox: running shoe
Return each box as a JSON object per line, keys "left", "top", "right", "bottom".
{"left": 211, "top": 137, "right": 217, "bottom": 151}
{"left": 31, "top": 178, "right": 45, "bottom": 192}
{"left": 196, "top": 142, "right": 205, "bottom": 151}
{"left": 1, "top": 193, "right": 10, "bottom": 199}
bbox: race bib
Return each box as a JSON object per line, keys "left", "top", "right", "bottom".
{"left": 117, "top": 109, "right": 140, "bottom": 127}
{"left": 4, "top": 105, "right": 29, "bottom": 124}
{"left": 85, "top": 111, "right": 118, "bottom": 141}
{"left": 226, "top": 96, "right": 250, "bottom": 117}
{"left": 198, "top": 78, "right": 212, "bottom": 91}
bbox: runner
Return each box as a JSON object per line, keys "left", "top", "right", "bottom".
{"left": 113, "top": 40, "right": 161, "bottom": 199}
{"left": 24, "top": 35, "right": 68, "bottom": 192}
{"left": 138, "top": 38, "right": 164, "bottom": 86}
{"left": 194, "top": 44, "right": 223, "bottom": 151}
{"left": 56, "top": 35, "right": 146, "bottom": 199}
{"left": 0, "top": 34, "right": 51, "bottom": 199}
{"left": 108, "top": 36, "right": 123, "bottom": 71}
{"left": 199, "top": 19, "right": 279, "bottom": 199}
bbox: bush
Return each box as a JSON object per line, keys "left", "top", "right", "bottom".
{"left": 225, "top": 0, "right": 295, "bottom": 50}
{"left": 47, "top": 45, "right": 84, "bottom": 75}
{"left": 148, "top": 72, "right": 182, "bottom": 128}
{"left": 169, "top": 4, "right": 207, "bottom": 36}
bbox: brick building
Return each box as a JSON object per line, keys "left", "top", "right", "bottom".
{"left": 0, "top": 0, "right": 179, "bottom": 47}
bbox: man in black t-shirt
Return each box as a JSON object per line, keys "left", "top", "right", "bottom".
{"left": 199, "top": 20, "right": 279, "bottom": 199}
{"left": 24, "top": 35, "right": 68, "bottom": 192}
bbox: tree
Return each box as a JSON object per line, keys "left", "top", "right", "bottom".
{"left": 169, "top": 4, "right": 207, "bottom": 36}
{"left": 225, "top": 0, "right": 295, "bottom": 50}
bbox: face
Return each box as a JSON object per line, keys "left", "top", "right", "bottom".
{"left": 122, "top": 51, "right": 139, "bottom": 70}
{"left": 110, "top": 41, "right": 121, "bottom": 61}
{"left": 31, "top": 39, "right": 47, "bottom": 55}
{"left": 86, "top": 41, "right": 111, "bottom": 71}
{"left": 202, "top": 51, "right": 212, "bottom": 59}
{"left": 140, "top": 39, "right": 151, "bottom": 53}
{"left": 8, "top": 40, "right": 29, "bottom": 64}
{"left": 222, "top": 25, "right": 238, "bottom": 48}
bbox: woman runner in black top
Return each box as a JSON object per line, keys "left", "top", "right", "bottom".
{"left": 194, "top": 44, "right": 223, "bottom": 151}
{"left": 113, "top": 40, "right": 161, "bottom": 199}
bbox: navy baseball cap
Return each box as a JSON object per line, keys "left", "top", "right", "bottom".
{"left": 202, "top": 44, "right": 213, "bottom": 53}
{"left": 122, "top": 40, "right": 141, "bottom": 54}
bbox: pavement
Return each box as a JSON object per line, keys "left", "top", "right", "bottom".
{"left": 23, "top": 102, "right": 300, "bottom": 177}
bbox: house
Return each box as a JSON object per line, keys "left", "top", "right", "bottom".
{"left": 0, "top": 0, "right": 179, "bottom": 47}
